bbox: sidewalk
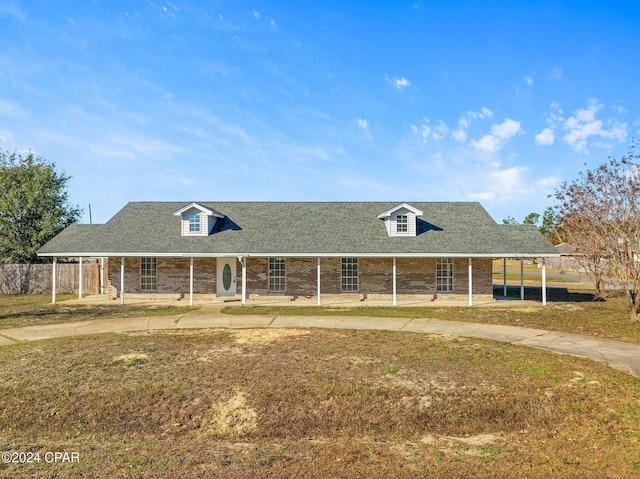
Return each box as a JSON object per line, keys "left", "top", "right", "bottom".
{"left": 1, "top": 304, "right": 639, "bottom": 378}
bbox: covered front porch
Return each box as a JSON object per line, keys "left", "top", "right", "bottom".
{"left": 49, "top": 255, "right": 553, "bottom": 307}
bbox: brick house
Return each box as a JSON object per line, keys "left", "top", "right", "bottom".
{"left": 37, "top": 201, "right": 559, "bottom": 305}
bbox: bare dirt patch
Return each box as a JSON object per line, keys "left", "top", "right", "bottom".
{"left": 231, "top": 328, "right": 309, "bottom": 345}
{"left": 206, "top": 391, "right": 258, "bottom": 437}
{"left": 419, "top": 433, "right": 507, "bottom": 456}
{"left": 111, "top": 352, "right": 148, "bottom": 366}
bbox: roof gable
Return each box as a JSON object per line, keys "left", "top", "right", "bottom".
{"left": 377, "top": 202, "right": 424, "bottom": 219}
{"left": 173, "top": 202, "right": 224, "bottom": 218}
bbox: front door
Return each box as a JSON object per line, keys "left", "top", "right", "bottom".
{"left": 217, "top": 258, "right": 236, "bottom": 296}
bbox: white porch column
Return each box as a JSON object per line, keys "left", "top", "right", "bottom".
{"left": 241, "top": 257, "right": 247, "bottom": 306}
{"left": 52, "top": 257, "right": 57, "bottom": 304}
{"left": 317, "top": 257, "right": 321, "bottom": 306}
{"left": 520, "top": 259, "right": 525, "bottom": 300}
{"left": 468, "top": 258, "right": 473, "bottom": 306}
{"left": 100, "top": 257, "right": 105, "bottom": 295}
{"left": 392, "top": 257, "right": 397, "bottom": 306}
{"left": 120, "top": 257, "right": 125, "bottom": 305}
{"left": 189, "top": 257, "right": 194, "bottom": 306}
{"left": 503, "top": 258, "right": 507, "bottom": 296}
{"left": 542, "top": 258, "right": 547, "bottom": 306}
{"left": 78, "top": 257, "right": 83, "bottom": 299}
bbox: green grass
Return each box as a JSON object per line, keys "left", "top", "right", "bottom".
{"left": 0, "top": 329, "right": 638, "bottom": 478}
{"left": 0, "top": 294, "right": 198, "bottom": 329}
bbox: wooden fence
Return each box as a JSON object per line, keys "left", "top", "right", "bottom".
{"left": 0, "top": 262, "right": 101, "bottom": 295}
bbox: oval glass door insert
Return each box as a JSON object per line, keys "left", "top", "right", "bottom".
{"left": 223, "top": 263, "right": 232, "bottom": 290}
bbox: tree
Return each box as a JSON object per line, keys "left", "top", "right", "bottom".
{"left": 553, "top": 142, "right": 640, "bottom": 320}
{"left": 0, "top": 150, "right": 82, "bottom": 263}
{"left": 539, "top": 207, "right": 560, "bottom": 240}
{"left": 503, "top": 209, "right": 559, "bottom": 240}
{"left": 523, "top": 212, "right": 540, "bottom": 226}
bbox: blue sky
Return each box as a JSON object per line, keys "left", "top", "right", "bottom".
{"left": 1, "top": 1, "right": 638, "bottom": 224}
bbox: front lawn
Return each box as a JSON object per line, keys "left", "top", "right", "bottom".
{"left": 1, "top": 329, "right": 639, "bottom": 478}
{"left": 0, "top": 294, "right": 198, "bottom": 330}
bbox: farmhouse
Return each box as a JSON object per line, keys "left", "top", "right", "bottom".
{"left": 37, "top": 201, "right": 559, "bottom": 305}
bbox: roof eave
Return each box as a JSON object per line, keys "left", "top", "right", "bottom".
{"left": 37, "top": 251, "right": 563, "bottom": 258}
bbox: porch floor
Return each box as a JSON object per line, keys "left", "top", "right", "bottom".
{"left": 63, "top": 294, "right": 536, "bottom": 308}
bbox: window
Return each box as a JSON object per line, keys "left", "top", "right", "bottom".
{"left": 436, "top": 257, "right": 453, "bottom": 293}
{"left": 269, "top": 258, "right": 286, "bottom": 292}
{"left": 141, "top": 257, "right": 157, "bottom": 291}
{"left": 341, "top": 257, "right": 358, "bottom": 292}
{"left": 187, "top": 213, "right": 201, "bottom": 233}
{"left": 396, "top": 215, "right": 408, "bottom": 233}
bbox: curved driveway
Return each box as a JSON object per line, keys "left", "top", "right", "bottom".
{"left": 1, "top": 305, "right": 639, "bottom": 378}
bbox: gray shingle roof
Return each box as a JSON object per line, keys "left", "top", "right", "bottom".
{"left": 37, "top": 201, "right": 559, "bottom": 257}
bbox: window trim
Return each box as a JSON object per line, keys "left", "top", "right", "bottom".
{"left": 396, "top": 214, "right": 408, "bottom": 233}
{"left": 341, "top": 257, "right": 359, "bottom": 292}
{"left": 187, "top": 213, "right": 201, "bottom": 233}
{"left": 436, "top": 257, "right": 454, "bottom": 293}
{"left": 268, "top": 257, "right": 286, "bottom": 293}
{"left": 140, "top": 257, "right": 158, "bottom": 292}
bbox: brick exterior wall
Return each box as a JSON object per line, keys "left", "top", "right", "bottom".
{"left": 106, "top": 256, "right": 494, "bottom": 302}
{"left": 108, "top": 257, "right": 221, "bottom": 299}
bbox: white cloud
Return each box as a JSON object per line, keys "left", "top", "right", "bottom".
{"left": 87, "top": 133, "right": 183, "bottom": 161}
{"left": 467, "top": 107, "right": 493, "bottom": 121}
{"left": 491, "top": 118, "right": 521, "bottom": 139}
{"left": 562, "top": 98, "right": 628, "bottom": 153}
{"left": 0, "top": 129, "right": 11, "bottom": 142}
{"left": 410, "top": 118, "right": 449, "bottom": 143}
{"left": 0, "top": 99, "right": 23, "bottom": 117}
{"left": 431, "top": 120, "right": 449, "bottom": 140}
{"left": 613, "top": 104, "right": 628, "bottom": 114}
{"left": 150, "top": 2, "right": 179, "bottom": 19}
{"left": 357, "top": 118, "right": 372, "bottom": 140}
{"left": 535, "top": 176, "right": 559, "bottom": 187}
{"left": 385, "top": 74, "right": 411, "bottom": 90}
{"left": 471, "top": 134, "right": 502, "bottom": 152}
{"left": 452, "top": 128, "right": 466, "bottom": 142}
{"left": 471, "top": 118, "right": 521, "bottom": 152}
{"left": 535, "top": 127, "right": 555, "bottom": 145}
{"left": 253, "top": 9, "right": 260, "bottom": 20}
{"left": 550, "top": 66, "right": 563, "bottom": 81}
{"left": 468, "top": 191, "right": 495, "bottom": 201}
{"left": 160, "top": 169, "right": 194, "bottom": 185}
{"left": 467, "top": 165, "right": 529, "bottom": 203}
{"left": 452, "top": 107, "right": 493, "bottom": 143}
{"left": 0, "top": 2, "right": 26, "bottom": 21}
{"left": 523, "top": 75, "right": 534, "bottom": 86}
{"left": 490, "top": 166, "right": 527, "bottom": 193}
{"left": 357, "top": 118, "right": 369, "bottom": 129}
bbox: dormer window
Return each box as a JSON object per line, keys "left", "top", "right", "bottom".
{"left": 396, "top": 215, "right": 408, "bottom": 233}
{"left": 377, "top": 203, "right": 424, "bottom": 237}
{"left": 173, "top": 202, "right": 224, "bottom": 236}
